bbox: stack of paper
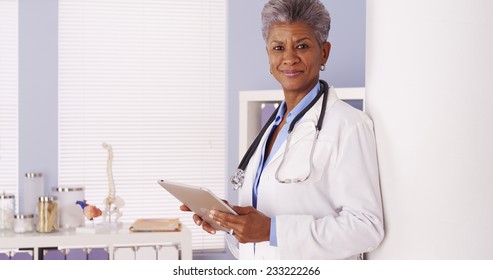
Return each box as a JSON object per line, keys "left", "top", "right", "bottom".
{"left": 129, "top": 218, "right": 181, "bottom": 232}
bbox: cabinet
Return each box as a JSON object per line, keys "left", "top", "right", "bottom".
{"left": 0, "top": 224, "right": 191, "bottom": 260}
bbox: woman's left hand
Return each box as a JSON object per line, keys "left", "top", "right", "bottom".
{"left": 210, "top": 206, "right": 271, "bottom": 243}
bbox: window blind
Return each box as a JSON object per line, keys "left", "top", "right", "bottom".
{"left": 59, "top": 0, "right": 227, "bottom": 251}
{"left": 0, "top": 0, "right": 18, "bottom": 201}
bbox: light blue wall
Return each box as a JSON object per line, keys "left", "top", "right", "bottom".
{"left": 16, "top": 0, "right": 366, "bottom": 205}
{"left": 226, "top": 0, "right": 366, "bottom": 203}
{"left": 15, "top": 0, "right": 365, "bottom": 259}
{"left": 18, "top": 0, "right": 58, "bottom": 202}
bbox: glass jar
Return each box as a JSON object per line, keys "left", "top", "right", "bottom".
{"left": 52, "top": 186, "right": 85, "bottom": 229}
{"left": 0, "top": 193, "right": 15, "bottom": 230}
{"left": 37, "top": 196, "right": 58, "bottom": 233}
{"left": 22, "top": 173, "right": 45, "bottom": 216}
{"left": 13, "top": 214, "right": 35, "bottom": 233}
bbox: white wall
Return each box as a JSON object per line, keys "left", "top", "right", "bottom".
{"left": 366, "top": 0, "right": 493, "bottom": 259}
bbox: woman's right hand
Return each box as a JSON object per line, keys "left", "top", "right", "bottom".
{"left": 179, "top": 204, "right": 218, "bottom": 234}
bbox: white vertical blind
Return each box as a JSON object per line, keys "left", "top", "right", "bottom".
{"left": 0, "top": 0, "right": 18, "bottom": 201}
{"left": 59, "top": 0, "right": 227, "bottom": 251}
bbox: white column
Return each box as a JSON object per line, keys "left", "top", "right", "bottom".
{"left": 366, "top": 0, "right": 493, "bottom": 259}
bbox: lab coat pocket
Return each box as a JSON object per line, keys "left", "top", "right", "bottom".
{"left": 310, "top": 138, "right": 334, "bottom": 183}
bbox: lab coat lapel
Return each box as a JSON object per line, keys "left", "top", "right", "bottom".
{"left": 239, "top": 120, "right": 276, "bottom": 207}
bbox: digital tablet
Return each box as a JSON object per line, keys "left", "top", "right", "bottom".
{"left": 158, "top": 179, "right": 238, "bottom": 232}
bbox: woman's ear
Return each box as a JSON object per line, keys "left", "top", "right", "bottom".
{"left": 321, "top": 42, "right": 331, "bottom": 64}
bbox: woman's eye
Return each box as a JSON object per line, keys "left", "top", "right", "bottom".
{"left": 273, "top": 46, "right": 284, "bottom": 51}
{"left": 296, "top": 44, "right": 309, "bottom": 49}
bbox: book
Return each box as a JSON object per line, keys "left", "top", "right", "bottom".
{"left": 129, "top": 218, "right": 181, "bottom": 232}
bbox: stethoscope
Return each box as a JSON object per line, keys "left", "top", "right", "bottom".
{"left": 230, "top": 80, "right": 329, "bottom": 190}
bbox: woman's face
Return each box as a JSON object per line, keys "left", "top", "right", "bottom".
{"left": 266, "top": 22, "right": 330, "bottom": 96}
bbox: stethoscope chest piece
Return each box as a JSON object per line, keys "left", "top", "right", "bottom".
{"left": 230, "top": 169, "right": 245, "bottom": 190}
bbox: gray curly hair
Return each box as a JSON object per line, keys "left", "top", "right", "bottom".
{"left": 261, "top": 0, "right": 331, "bottom": 45}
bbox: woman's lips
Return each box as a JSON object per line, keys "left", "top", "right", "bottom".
{"left": 281, "top": 70, "right": 303, "bottom": 78}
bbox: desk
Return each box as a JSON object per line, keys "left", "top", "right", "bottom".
{"left": 0, "top": 224, "right": 192, "bottom": 260}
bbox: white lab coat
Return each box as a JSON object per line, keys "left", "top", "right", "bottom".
{"left": 235, "top": 86, "right": 384, "bottom": 260}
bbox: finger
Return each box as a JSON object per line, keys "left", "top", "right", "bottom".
{"left": 201, "top": 221, "right": 217, "bottom": 235}
{"left": 179, "top": 204, "right": 191, "bottom": 212}
{"left": 210, "top": 210, "right": 238, "bottom": 228}
{"left": 192, "top": 213, "right": 203, "bottom": 226}
{"left": 221, "top": 200, "right": 234, "bottom": 208}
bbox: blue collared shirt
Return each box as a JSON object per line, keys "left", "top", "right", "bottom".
{"left": 252, "top": 82, "right": 320, "bottom": 246}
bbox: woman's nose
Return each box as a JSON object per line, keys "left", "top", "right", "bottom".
{"left": 282, "top": 48, "right": 300, "bottom": 65}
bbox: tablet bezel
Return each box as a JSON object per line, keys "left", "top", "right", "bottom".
{"left": 158, "top": 179, "right": 238, "bottom": 232}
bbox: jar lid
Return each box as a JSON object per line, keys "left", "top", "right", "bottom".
{"left": 0, "top": 193, "right": 15, "bottom": 199}
{"left": 25, "top": 172, "right": 43, "bottom": 178}
{"left": 14, "top": 214, "right": 34, "bottom": 219}
{"left": 52, "top": 186, "right": 85, "bottom": 192}
{"left": 38, "top": 196, "right": 56, "bottom": 202}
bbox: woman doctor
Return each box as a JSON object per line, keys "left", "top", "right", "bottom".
{"left": 181, "top": 0, "right": 384, "bottom": 260}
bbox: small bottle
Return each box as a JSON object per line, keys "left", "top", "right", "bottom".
{"left": 13, "top": 214, "right": 35, "bottom": 233}
{"left": 37, "top": 196, "right": 58, "bottom": 233}
{"left": 0, "top": 193, "right": 15, "bottom": 230}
